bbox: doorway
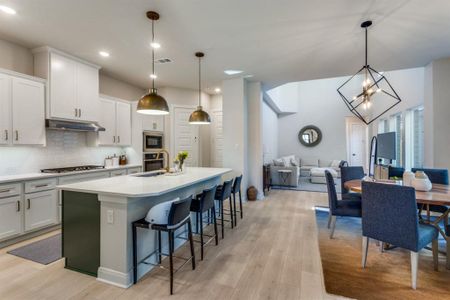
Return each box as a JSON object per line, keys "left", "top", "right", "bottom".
{"left": 346, "top": 117, "right": 368, "bottom": 169}
{"left": 171, "top": 106, "right": 199, "bottom": 167}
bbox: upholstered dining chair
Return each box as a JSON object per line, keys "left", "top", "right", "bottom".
{"left": 361, "top": 181, "right": 439, "bottom": 290}
{"left": 412, "top": 168, "right": 449, "bottom": 222}
{"left": 325, "top": 170, "right": 362, "bottom": 238}
{"left": 340, "top": 166, "right": 365, "bottom": 201}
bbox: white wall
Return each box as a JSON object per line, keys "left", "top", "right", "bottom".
{"left": 223, "top": 78, "right": 248, "bottom": 194}
{"left": 266, "top": 82, "right": 299, "bottom": 113}
{"left": 277, "top": 67, "right": 425, "bottom": 162}
{"left": 0, "top": 39, "right": 34, "bottom": 75}
{"left": 424, "top": 58, "right": 450, "bottom": 170}
{"left": 262, "top": 102, "right": 278, "bottom": 163}
{"left": 247, "top": 82, "right": 264, "bottom": 199}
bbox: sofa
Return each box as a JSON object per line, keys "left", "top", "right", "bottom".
{"left": 270, "top": 155, "right": 342, "bottom": 186}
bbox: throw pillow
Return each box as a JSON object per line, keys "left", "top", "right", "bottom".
{"left": 331, "top": 160, "right": 341, "bottom": 168}
{"left": 281, "top": 155, "right": 295, "bottom": 167}
{"left": 273, "top": 159, "right": 284, "bottom": 166}
{"left": 290, "top": 158, "right": 299, "bottom": 166}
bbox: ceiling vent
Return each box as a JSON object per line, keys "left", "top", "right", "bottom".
{"left": 154, "top": 58, "right": 172, "bottom": 64}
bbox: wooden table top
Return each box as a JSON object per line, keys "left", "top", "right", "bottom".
{"left": 344, "top": 179, "right": 450, "bottom": 206}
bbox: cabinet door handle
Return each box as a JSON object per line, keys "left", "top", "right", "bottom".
{"left": 78, "top": 109, "right": 81, "bottom": 118}
{"left": 4, "top": 129, "right": 8, "bottom": 141}
{"left": 118, "top": 136, "right": 120, "bottom": 143}
{"left": 27, "top": 198, "right": 31, "bottom": 210}
{"left": 75, "top": 108, "right": 78, "bottom": 117}
{"left": 113, "top": 136, "right": 116, "bottom": 143}
{"left": 15, "top": 130, "right": 18, "bottom": 141}
{"left": 35, "top": 184, "right": 49, "bottom": 188}
{"left": 17, "top": 201, "right": 20, "bottom": 212}
{"left": 0, "top": 189, "right": 11, "bottom": 193}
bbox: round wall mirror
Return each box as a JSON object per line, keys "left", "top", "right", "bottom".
{"left": 298, "top": 125, "right": 322, "bottom": 147}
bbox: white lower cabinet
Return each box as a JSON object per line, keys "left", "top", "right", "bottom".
{"left": 24, "top": 190, "right": 58, "bottom": 232}
{"left": 0, "top": 196, "right": 22, "bottom": 240}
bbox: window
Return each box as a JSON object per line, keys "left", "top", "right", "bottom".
{"left": 404, "top": 106, "right": 424, "bottom": 169}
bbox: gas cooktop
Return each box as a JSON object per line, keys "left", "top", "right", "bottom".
{"left": 41, "top": 165, "right": 105, "bottom": 174}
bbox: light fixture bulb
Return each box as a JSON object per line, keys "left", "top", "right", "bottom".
{"left": 150, "top": 74, "right": 157, "bottom": 79}
{"left": 150, "top": 42, "right": 161, "bottom": 49}
{"left": 0, "top": 5, "right": 16, "bottom": 15}
{"left": 99, "top": 51, "right": 110, "bottom": 57}
{"left": 376, "top": 88, "right": 382, "bottom": 93}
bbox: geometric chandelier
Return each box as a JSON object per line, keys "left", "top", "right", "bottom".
{"left": 337, "top": 20, "right": 401, "bottom": 125}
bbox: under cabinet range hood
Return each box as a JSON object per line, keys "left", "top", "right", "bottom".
{"left": 45, "top": 119, "right": 105, "bottom": 132}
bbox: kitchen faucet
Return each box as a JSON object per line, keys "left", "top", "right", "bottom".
{"left": 157, "top": 149, "right": 170, "bottom": 172}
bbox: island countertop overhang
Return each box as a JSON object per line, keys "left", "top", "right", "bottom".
{"left": 57, "top": 167, "right": 232, "bottom": 198}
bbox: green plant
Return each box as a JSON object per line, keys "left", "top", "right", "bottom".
{"left": 177, "top": 151, "right": 188, "bottom": 162}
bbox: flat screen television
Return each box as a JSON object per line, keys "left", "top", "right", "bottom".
{"left": 377, "top": 132, "right": 396, "bottom": 160}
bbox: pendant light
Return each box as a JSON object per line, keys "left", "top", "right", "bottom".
{"left": 337, "top": 20, "right": 401, "bottom": 125}
{"left": 189, "top": 52, "right": 211, "bottom": 125}
{"left": 137, "top": 11, "right": 169, "bottom": 115}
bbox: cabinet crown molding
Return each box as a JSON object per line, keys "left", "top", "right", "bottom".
{"left": 32, "top": 46, "right": 101, "bottom": 70}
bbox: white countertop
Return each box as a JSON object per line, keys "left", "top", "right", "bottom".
{"left": 0, "top": 164, "right": 142, "bottom": 184}
{"left": 58, "top": 167, "right": 232, "bottom": 198}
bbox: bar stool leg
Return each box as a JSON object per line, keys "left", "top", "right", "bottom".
{"left": 169, "top": 230, "right": 174, "bottom": 295}
{"left": 221, "top": 200, "right": 225, "bottom": 239}
{"left": 212, "top": 207, "right": 218, "bottom": 245}
{"left": 132, "top": 224, "right": 138, "bottom": 284}
{"left": 188, "top": 220, "right": 196, "bottom": 270}
{"left": 239, "top": 190, "right": 243, "bottom": 219}
{"left": 158, "top": 230, "right": 162, "bottom": 264}
{"left": 200, "top": 211, "right": 204, "bottom": 260}
{"left": 229, "top": 196, "right": 234, "bottom": 229}
{"left": 233, "top": 193, "right": 237, "bottom": 227}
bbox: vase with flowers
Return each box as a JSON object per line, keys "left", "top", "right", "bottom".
{"left": 177, "top": 151, "right": 188, "bottom": 172}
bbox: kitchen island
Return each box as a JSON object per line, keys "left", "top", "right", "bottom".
{"left": 58, "top": 167, "right": 231, "bottom": 288}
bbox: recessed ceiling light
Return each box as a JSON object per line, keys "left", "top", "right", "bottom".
{"left": 99, "top": 51, "right": 110, "bottom": 57}
{"left": 244, "top": 74, "right": 254, "bottom": 78}
{"left": 0, "top": 5, "right": 16, "bottom": 15}
{"left": 149, "top": 74, "right": 157, "bottom": 79}
{"left": 150, "top": 42, "right": 161, "bottom": 49}
{"left": 224, "top": 70, "right": 243, "bottom": 75}
{"left": 214, "top": 88, "right": 221, "bottom": 93}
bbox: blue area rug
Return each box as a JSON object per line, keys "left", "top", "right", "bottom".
{"left": 8, "top": 234, "right": 62, "bottom": 265}
{"left": 271, "top": 177, "right": 342, "bottom": 193}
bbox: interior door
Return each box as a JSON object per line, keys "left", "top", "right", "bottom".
{"left": 11, "top": 77, "right": 45, "bottom": 145}
{"left": 0, "top": 73, "right": 11, "bottom": 145}
{"left": 50, "top": 52, "right": 77, "bottom": 120}
{"left": 98, "top": 98, "right": 116, "bottom": 146}
{"left": 211, "top": 110, "right": 223, "bottom": 167}
{"left": 116, "top": 101, "right": 131, "bottom": 146}
{"left": 76, "top": 62, "right": 99, "bottom": 122}
{"left": 173, "top": 107, "right": 199, "bottom": 167}
{"left": 349, "top": 123, "right": 366, "bottom": 166}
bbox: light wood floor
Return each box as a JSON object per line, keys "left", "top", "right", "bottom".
{"left": 0, "top": 190, "right": 347, "bottom": 300}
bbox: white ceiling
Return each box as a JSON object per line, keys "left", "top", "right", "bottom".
{"left": 1, "top": 0, "right": 450, "bottom": 92}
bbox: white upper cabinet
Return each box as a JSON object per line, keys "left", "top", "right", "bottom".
{"left": 116, "top": 101, "right": 132, "bottom": 146}
{"left": 11, "top": 77, "right": 45, "bottom": 145}
{"left": 142, "top": 115, "right": 164, "bottom": 132}
{"left": 50, "top": 52, "right": 77, "bottom": 120}
{"left": 0, "top": 70, "right": 45, "bottom": 146}
{"left": 98, "top": 96, "right": 132, "bottom": 146}
{"left": 98, "top": 97, "right": 116, "bottom": 145}
{"left": 33, "top": 47, "right": 100, "bottom": 122}
{"left": 0, "top": 73, "right": 11, "bottom": 145}
{"left": 76, "top": 61, "right": 99, "bottom": 122}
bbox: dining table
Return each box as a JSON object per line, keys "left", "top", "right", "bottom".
{"left": 344, "top": 179, "right": 450, "bottom": 268}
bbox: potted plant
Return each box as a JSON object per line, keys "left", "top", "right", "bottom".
{"left": 177, "top": 151, "right": 188, "bottom": 172}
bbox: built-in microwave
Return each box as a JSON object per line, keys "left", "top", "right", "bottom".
{"left": 143, "top": 131, "right": 164, "bottom": 152}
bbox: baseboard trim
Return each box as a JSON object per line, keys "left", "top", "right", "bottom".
{"left": 97, "top": 267, "right": 132, "bottom": 289}
{"left": 0, "top": 225, "right": 61, "bottom": 249}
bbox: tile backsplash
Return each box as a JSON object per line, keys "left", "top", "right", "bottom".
{"left": 0, "top": 130, "right": 135, "bottom": 175}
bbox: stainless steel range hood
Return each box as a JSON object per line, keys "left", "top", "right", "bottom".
{"left": 45, "top": 119, "right": 105, "bottom": 132}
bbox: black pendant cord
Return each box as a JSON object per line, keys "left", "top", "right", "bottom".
{"left": 198, "top": 56, "right": 201, "bottom": 107}
{"left": 365, "top": 26, "right": 368, "bottom": 67}
{"left": 152, "top": 19, "right": 155, "bottom": 90}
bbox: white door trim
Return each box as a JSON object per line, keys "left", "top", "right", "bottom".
{"left": 211, "top": 109, "right": 223, "bottom": 167}
{"left": 170, "top": 104, "right": 200, "bottom": 166}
